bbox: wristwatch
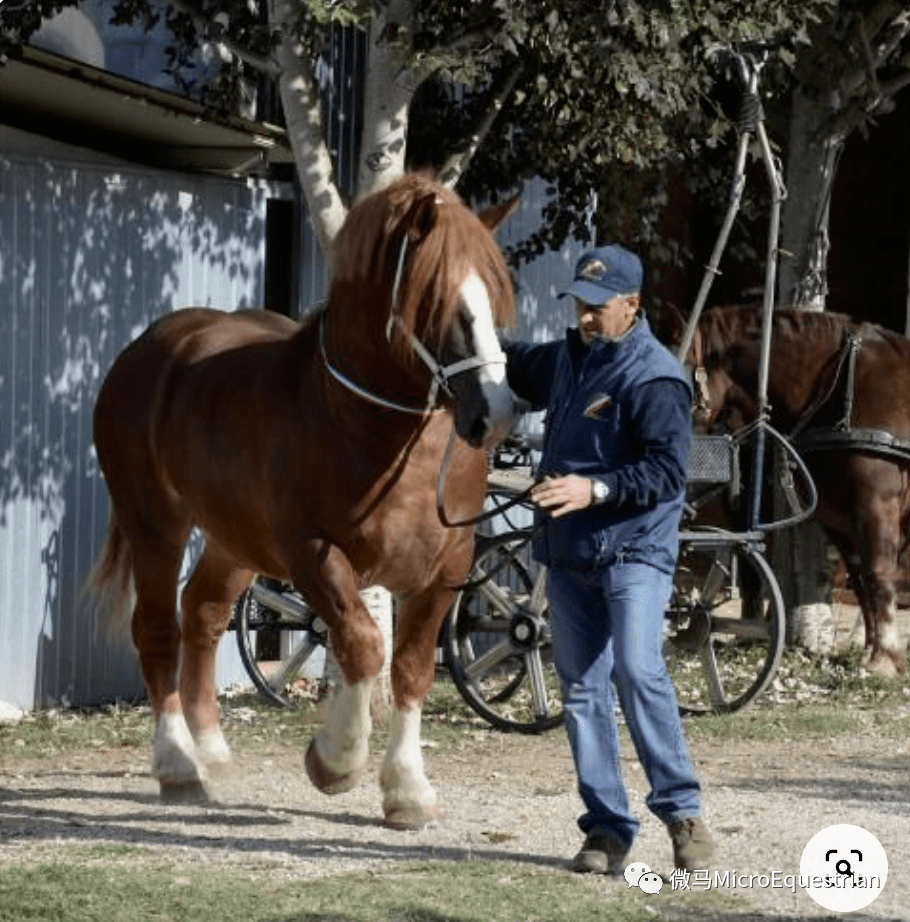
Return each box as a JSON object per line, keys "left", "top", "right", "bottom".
{"left": 590, "top": 479, "right": 609, "bottom": 505}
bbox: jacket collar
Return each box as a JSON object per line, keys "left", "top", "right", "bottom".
{"left": 567, "top": 313, "right": 648, "bottom": 361}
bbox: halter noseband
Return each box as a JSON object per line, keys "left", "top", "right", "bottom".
{"left": 322, "top": 234, "right": 507, "bottom": 415}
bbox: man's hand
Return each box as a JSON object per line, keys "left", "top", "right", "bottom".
{"left": 530, "top": 474, "right": 594, "bottom": 518}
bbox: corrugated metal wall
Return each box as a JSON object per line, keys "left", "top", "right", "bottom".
{"left": 0, "top": 130, "right": 270, "bottom": 709}
{"left": 0, "top": 21, "right": 589, "bottom": 712}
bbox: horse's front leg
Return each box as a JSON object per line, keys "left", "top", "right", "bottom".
{"left": 379, "top": 584, "right": 456, "bottom": 829}
{"left": 306, "top": 677, "right": 376, "bottom": 794}
{"left": 296, "top": 547, "right": 386, "bottom": 795}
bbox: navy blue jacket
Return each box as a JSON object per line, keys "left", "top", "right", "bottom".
{"left": 504, "top": 316, "right": 692, "bottom": 574}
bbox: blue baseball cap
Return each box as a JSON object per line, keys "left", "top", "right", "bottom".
{"left": 559, "top": 244, "right": 643, "bottom": 305}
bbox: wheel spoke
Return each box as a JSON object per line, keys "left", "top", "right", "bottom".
{"left": 463, "top": 638, "right": 517, "bottom": 685}
{"left": 265, "top": 634, "right": 319, "bottom": 694}
{"left": 523, "top": 648, "right": 553, "bottom": 719}
{"left": 250, "top": 583, "right": 312, "bottom": 627}
{"left": 699, "top": 641, "right": 727, "bottom": 708}
{"left": 476, "top": 578, "right": 523, "bottom": 618}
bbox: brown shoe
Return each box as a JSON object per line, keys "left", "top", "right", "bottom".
{"left": 570, "top": 835, "right": 629, "bottom": 875}
{"left": 668, "top": 817, "right": 715, "bottom": 871}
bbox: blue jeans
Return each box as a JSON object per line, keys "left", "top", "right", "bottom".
{"left": 547, "top": 561, "right": 702, "bottom": 850}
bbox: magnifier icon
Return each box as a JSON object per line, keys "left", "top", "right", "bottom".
{"left": 826, "top": 848, "right": 862, "bottom": 880}
{"left": 835, "top": 858, "right": 854, "bottom": 878}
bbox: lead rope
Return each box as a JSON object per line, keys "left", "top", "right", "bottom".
{"left": 436, "top": 422, "right": 540, "bottom": 529}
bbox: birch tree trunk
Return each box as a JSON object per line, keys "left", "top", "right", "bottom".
{"left": 772, "top": 82, "right": 841, "bottom": 655}
{"left": 271, "top": 0, "right": 347, "bottom": 257}
{"left": 356, "top": 0, "right": 419, "bottom": 199}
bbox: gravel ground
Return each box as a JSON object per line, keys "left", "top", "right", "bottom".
{"left": 0, "top": 693, "right": 908, "bottom": 921}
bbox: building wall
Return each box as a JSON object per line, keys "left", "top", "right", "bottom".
{"left": 0, "top": 127, "right": 270, "bottom": 709}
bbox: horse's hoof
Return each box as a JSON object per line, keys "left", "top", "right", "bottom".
{"left": 193, "top": 730, "right": 233, "bottom": 771}
{"left": 868, "top": 653, "right": 902, "bottom": 678}
{"left": 160, "top": 779, "right": 210, "bottom": 804}
{"left": 305, "top": 740, "right": 365, "bottom": 795}
{"left": 383, "top": 803, "right": 442, "bottom": 830}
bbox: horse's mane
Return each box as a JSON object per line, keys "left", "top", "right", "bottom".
{"left": 329, "top": 174, "right": 515, "bottom": 358}
{"left": 700, "top": 304, "right": 857, "bottom": 365}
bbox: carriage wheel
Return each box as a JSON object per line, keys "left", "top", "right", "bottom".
{"left": 447, "top": 531, "right": 564, "bottom": 734}
{"left": 664, "top": 538, "right": 785, "bottom": 714}
{"left": 235, "top": 576, "right": 327, "bottom": 708}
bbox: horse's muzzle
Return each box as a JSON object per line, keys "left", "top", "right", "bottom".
{"left": 456, "top": 377, "right": 514, "bottom": 450}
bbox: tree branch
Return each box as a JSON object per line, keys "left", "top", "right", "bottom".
{"left": 438, "top": 62, "right": 522, "bottom": 189}
{"left": 165, "top": 0, "right": 281, "bottom": 78}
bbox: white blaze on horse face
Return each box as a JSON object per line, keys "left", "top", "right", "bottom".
{"left": 459, "top": 272, "right": 513, "bottom": 447}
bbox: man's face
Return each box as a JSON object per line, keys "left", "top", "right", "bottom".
{"left": 574, "top": 293, "right": 640, "bottom": 344}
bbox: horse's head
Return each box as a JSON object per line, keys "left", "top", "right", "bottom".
{"left": 688, "top": 310, "right": 760, "bottom": 432}
{"left": 651, "top": 303, "right": 756, "bottom": 432}
{"left": 331, "top": 174, "right": 518, "bottom": 449}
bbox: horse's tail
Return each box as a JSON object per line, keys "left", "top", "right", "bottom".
{"left": 84, "top": 510, "right": 135, "bottom": 643}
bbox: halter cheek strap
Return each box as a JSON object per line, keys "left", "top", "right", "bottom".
{"left": 322, "top": 235, "right": 507, "bottom": 416}
{"left": 384, "top": 235, "right": 506, "bottom": 410}
{"left": 690, "top": 327, "right": 713, "bottom": 419}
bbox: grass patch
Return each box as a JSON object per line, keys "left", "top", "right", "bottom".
{"left": 0, "top": 857, "right": 687, "bottom": 922}
{"left": 682, "top": 703, "right": 864, "bottom": 743}
{"left": 677, "top": 646, "right": 910, "bottom": 744}
{"left": 2, "top": 645, "right": 908, "bottom": 760}
{"left": 0, "top": 703, "right": 154, "bottom": 763}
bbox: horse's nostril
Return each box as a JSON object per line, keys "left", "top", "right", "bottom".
{"left": 469, "top": 416, "right": 488, "bottom": 447}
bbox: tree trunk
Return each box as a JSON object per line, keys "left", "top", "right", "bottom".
{"left": 355, "top": 0, "right": 418, "bottom": 199}
{"left": 271, "top": 0, "right": 348, "bottom": 257}
{"left": 773, "top": 81, "right": 843, "bottom": 655}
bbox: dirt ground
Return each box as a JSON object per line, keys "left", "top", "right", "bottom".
{"left": 1, "top": 685, "right": 908, "bottom": 921}
{"left": 1, "top": 602, "right": 908, "bottom": 920}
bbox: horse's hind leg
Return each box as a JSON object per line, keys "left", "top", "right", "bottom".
{"left": 849, "top": 493, "right": 906, "bottom": 675}
{"left": 128, "top": 531, "right": 214, "bottom": 801}
{"left": 179, "top": 540, "right": 253, "bottom": 772}
{"left": 379, "top": 583, "right": 455, "bottom": 829}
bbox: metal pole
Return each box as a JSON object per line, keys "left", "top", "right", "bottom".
{"left": 676, "top": 133, "right": 751, "bottom": 363}
{"left": 748, "top": 118, "right": 787, "bottom": 530}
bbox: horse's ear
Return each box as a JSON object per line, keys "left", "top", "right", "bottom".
{"left": 478, "top": 193, "right": 521, "bottom": 234}
{"left": 649, "top": 302, "right": 686, "bottom": 348}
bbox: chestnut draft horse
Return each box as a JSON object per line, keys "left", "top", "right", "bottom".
{"left": 88, "top": 174, "right": 517, "bottom": 826}
{"left": 680, "top": 304, "right": 910, "bottom": 676}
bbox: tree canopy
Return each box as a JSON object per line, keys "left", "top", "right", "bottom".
{"left": 6, "top": 0, "right": 904, "bottom": 275}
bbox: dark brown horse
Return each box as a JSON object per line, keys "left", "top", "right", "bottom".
{"left": 87, "top": 174, "right": 517, "bottom": 826}
{"left": 679, "top": 304, "right": 910, "bottom": 676}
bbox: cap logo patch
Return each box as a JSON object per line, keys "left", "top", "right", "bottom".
{"left": 579, "top": 258, "right": 608, "bottom": 281}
